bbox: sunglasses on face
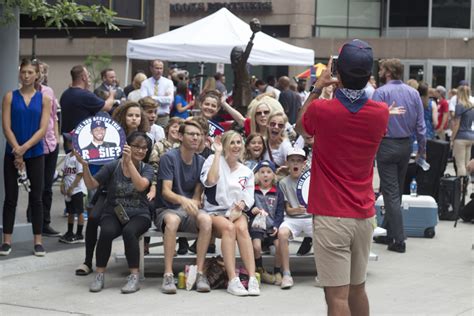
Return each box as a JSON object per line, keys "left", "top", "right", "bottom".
{"left": 269, "top": 122, "right": 285, "bottom": 129}
{"left": 255, "top": 110, "right": 270, "bottom": 116}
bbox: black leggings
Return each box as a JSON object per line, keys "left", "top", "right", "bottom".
{"left": 3, "top": 154, "right": 44, "bottom": 235}
{"left": 83, "top": 192, "right": 105, "bottom": 267}
{"left": 95, "top": 214, "right": 151, "bottom": 269}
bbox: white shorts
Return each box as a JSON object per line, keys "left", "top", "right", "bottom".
{"left": 279, "top": 217, "right": 313, "bottom": 239}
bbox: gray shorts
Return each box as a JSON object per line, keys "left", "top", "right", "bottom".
{"left": 154, "top": 207, "right": 206, "bottom": 234}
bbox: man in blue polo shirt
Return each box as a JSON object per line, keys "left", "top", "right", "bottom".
{"left": 372, "top": 58, "right": 426, "bottom": 253}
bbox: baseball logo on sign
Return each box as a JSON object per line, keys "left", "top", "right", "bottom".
{"left": 72, "top": 116, "right": 126, "bottom": 165}
{"left": 296, "top": 170, "right": 311, "bottom": 208}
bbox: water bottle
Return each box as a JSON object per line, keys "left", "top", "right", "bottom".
{"left": 412, "top": 140, "right": 418, "bottom": 157}
{"left": 410, "top": 178, "right": 418, "bottom": 197}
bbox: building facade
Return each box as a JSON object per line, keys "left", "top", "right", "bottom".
{"left": 20, "top": 0, "right": 474, "bottom": 94}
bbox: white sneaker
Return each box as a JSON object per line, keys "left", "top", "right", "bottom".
{"left": 227, "top": 277, "right": 248, "bottom": 296}
{"left": 281, "top": 274, "right": 294, "bottom": 289}
{"left": 314, "top": 276, "right": 323, "bottom": 288}
{"left": 247, "top": 276, "right": 260, "bottom": 296}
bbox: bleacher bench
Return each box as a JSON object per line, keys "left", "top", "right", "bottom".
{"left": 114, "top": 228, "right": 379, "bottom": 279}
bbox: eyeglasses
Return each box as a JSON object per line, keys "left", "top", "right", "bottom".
{"left": 184, "top": 132, "right": 202, "bottom": 138}
{"left": 269, "top": 122, "right": 285, "bottom": 129}
{"left": 130, "top": 145, "right": 148, "bottom": 153}
{"left": 255, "top": 110, "right": 270, "bottom": 116}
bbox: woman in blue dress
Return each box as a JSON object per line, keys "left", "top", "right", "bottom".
{"left": 0, "top": 59, "right": 52, "bottom": 256}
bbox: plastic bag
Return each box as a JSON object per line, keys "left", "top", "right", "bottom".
{"left": 252, "top": 213, "right": 267, "bottom": 230}
{"left": 225, "top": 204, "right": 242, "bottom": 222}
{"left": 185, "top": 264, "right": 197, "bottom": 291}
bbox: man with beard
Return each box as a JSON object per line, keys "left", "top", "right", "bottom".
{"left": 372, "top": 58, "right": 426, "bottom": 253}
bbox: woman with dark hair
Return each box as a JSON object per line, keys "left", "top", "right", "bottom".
{"left": 0, "top": 59, "right": 52, "bottom": 256}
{"left": 75, "top": 132, "right": 154, "bottom": 293}
{"left": 243, "top": 133, "right": 266, "bottom": 170}
{"left": 112, "top": 101, "right": 150, "bottom": 136}
{"left": 418, "top": 82, "right": 438, "bottom": 140}
{"left": 171, "top": 81, "right": 193, "bottom": 119}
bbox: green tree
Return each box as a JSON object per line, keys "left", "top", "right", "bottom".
{"left": 84, "top": 53, "right": 112, "bottom": 89}
{"left": 0, "top": 0, "right": 119, "bottom": 32}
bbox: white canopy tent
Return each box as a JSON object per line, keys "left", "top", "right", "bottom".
{"left": 125, "top": 8, "right": 314, "bottom": 81}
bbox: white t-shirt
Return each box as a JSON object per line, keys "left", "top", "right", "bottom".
{"left": 200, "top": 155, "right": 255, "bottom": 213}
{"left": 264, "top": 139, "right": 293, "bottom": 167}
{"left": 147, "top": 124, "right": 165, "bottom": 143}
{"left": 62, "top": 153, "right": 87, "bottom": 197}
{"left": 449, "top": 95, "right": 474, "bottom": 112}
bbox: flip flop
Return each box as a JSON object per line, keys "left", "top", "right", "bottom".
{"left": 75, "top": 263, "right": 92, "bottom": 276}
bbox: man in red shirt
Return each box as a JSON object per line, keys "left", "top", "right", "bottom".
{"left": 296, "top": 40, "right": 389, "bottom": 316}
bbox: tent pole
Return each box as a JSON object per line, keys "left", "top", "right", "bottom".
{"left": 125, "top": 58, "right": 130, "bottom": 86}
{"left": 199, "top": 62, "right": 204, "bottom": 93}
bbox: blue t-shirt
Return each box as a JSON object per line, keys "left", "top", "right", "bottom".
{"left": 60, "top": 87, "right": 105, "bottom": 133}
{"left": 171, "top": 94, "right": 189, "bottom": 119}
{"left": 156, "top": 148, "right": 204, "bottom": 209}
{"left": 455, "top": 104, "right": 474, "bottom": 140}
{"left": 5, "top": 90, "right": 44, "bottom": 159}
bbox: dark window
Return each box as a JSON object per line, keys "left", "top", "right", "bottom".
{"left": 389, "top": 0, "right": 428, "bottom": 27}
{"left": 261, "top": 25, "right": 290, "bottom": 38}
{"left": 432, "top": 66, "right": 446, "bottom": 88}
{"left": 452, "top": 67, "right": 466, "bottom": 88}
{"left": 112, "top": 0, "right": 142, "bottom": 21}
{"left": 409, "top": 65, "right": 424, "bottom": 82}
{"left": 432, "top": 0, "right": 471, "bottom": 28}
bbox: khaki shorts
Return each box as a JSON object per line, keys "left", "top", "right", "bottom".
{"left": 313, "top": 215, "right": 375, "bottom": 287}
{"left": 155, "top": 207, "right": 207, "bottom": 234}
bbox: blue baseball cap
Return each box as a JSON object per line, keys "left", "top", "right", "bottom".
{"left": 254, "top": 160, "right": 276, "bottom": 173}
{"left": 337, "top": 39, "right": 373, "bottom": 78}
{"left": 459, "top": 80, "right": 469, "bottom": 87}
{"left": 91, "top": 120, "right": 107, "bottom": 130}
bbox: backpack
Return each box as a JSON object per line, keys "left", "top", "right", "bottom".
{"left": 204, "top": 256, "right": 227, "bottom": 289}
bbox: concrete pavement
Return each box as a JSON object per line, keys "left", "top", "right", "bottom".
{"left": 0, "top": 164, "right": 473, "bottom": 315}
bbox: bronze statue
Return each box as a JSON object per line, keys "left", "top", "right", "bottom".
{"left": 231, "top": 18, "right": 261, "bottom": 115}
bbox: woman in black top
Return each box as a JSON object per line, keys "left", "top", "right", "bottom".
{"left": 75, "top": 132, "right": 154, "bottom": 294}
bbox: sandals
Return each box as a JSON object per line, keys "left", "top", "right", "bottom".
{"left": 75, "top": 263, "right": 92, "bottom": 276}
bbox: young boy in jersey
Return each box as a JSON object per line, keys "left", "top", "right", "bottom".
{"left": 59, "top": 133, "right": 87, "bottom": 244}
{"left": 249, "top": 160, "right": 284, "bottom": 285}
{"left": 277, "top": 148, "right": 313, "bottom": 289}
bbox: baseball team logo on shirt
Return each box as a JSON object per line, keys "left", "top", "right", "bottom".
{"left": 238, "top": 176, "right": 249, "bottom": 190}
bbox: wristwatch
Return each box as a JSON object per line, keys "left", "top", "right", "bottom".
{"left": 309, "top": 85, "right": 323, "bottom": 95}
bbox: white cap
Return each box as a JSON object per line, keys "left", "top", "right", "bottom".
{"left": 286, "top": 147, "right": 306, "bottom": 159}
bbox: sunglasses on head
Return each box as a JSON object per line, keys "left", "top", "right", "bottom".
{"left": 255, "top": 110, "right": 270, "bottom": 116}
{"left": 269, "top": 122, "right": 285, "bottom": 129}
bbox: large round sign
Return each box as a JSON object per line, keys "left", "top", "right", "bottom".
{"left": 296, "top": 169, "right": 311, "bottom": 207}
{"left": 72, "top": 116, "right": 126, "bottom": 165}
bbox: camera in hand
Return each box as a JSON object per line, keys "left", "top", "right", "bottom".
{"left": 331, "top": 55, "right": 339, "bottom": 79}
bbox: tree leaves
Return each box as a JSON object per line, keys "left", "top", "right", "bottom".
{"left": 0, "top": 0, "right": 118, "bottom": 32}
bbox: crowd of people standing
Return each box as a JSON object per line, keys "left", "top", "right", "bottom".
{"left": 1, "top": 40, "right": 473, "bottom": 314}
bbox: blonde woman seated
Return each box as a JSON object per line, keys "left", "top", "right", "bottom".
{"left": 200, "top": 130, "right": 260, "bottom": 296}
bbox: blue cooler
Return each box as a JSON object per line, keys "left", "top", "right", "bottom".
{"left": 375, "top": 194, "right": 438, "bottom": 238}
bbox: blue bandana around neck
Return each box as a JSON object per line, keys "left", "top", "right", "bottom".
{"left": 336, "top": 88, "right": 368, "bottom": 113}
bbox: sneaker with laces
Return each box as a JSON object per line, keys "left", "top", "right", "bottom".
{"left": 196, "top": 272, "right": 211, "bottom": 293}
{"left": 74, "top": 234, "right": 85, "bottom": 243}
{"left": 281, "top": 274, "right": 294, "bottom": 289}
{"left": 247, "top": 276, "right": 260, "bottom": 296}
{"left": 257, "top": 267, "right": 275, "bottom": 284}
{"left": 0, "top": 243, "right": 12, "bottom": 256}
{"left": 274, "top": 272, "right": 283, "bottom": 286}
{"left": 162, "top": 273, "right": 177, "bottom": 294}
{"left": 121, "top": 273, "right": 140, "bottom": 294}
{"left": 59, "top": 232, "right": 76, "bottom": 244}
{"left": 33, "top": 244, "right": 46, "bottom": 257}
{"left": 227, "top": 277, "right": 248, "bottom": 296}
{"left": 90, "top": 272, "right": 105, "bottom": 292}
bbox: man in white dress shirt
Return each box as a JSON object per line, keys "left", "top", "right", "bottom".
{"left": 140, "top": 60, "right": 174, "bottom": 127}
